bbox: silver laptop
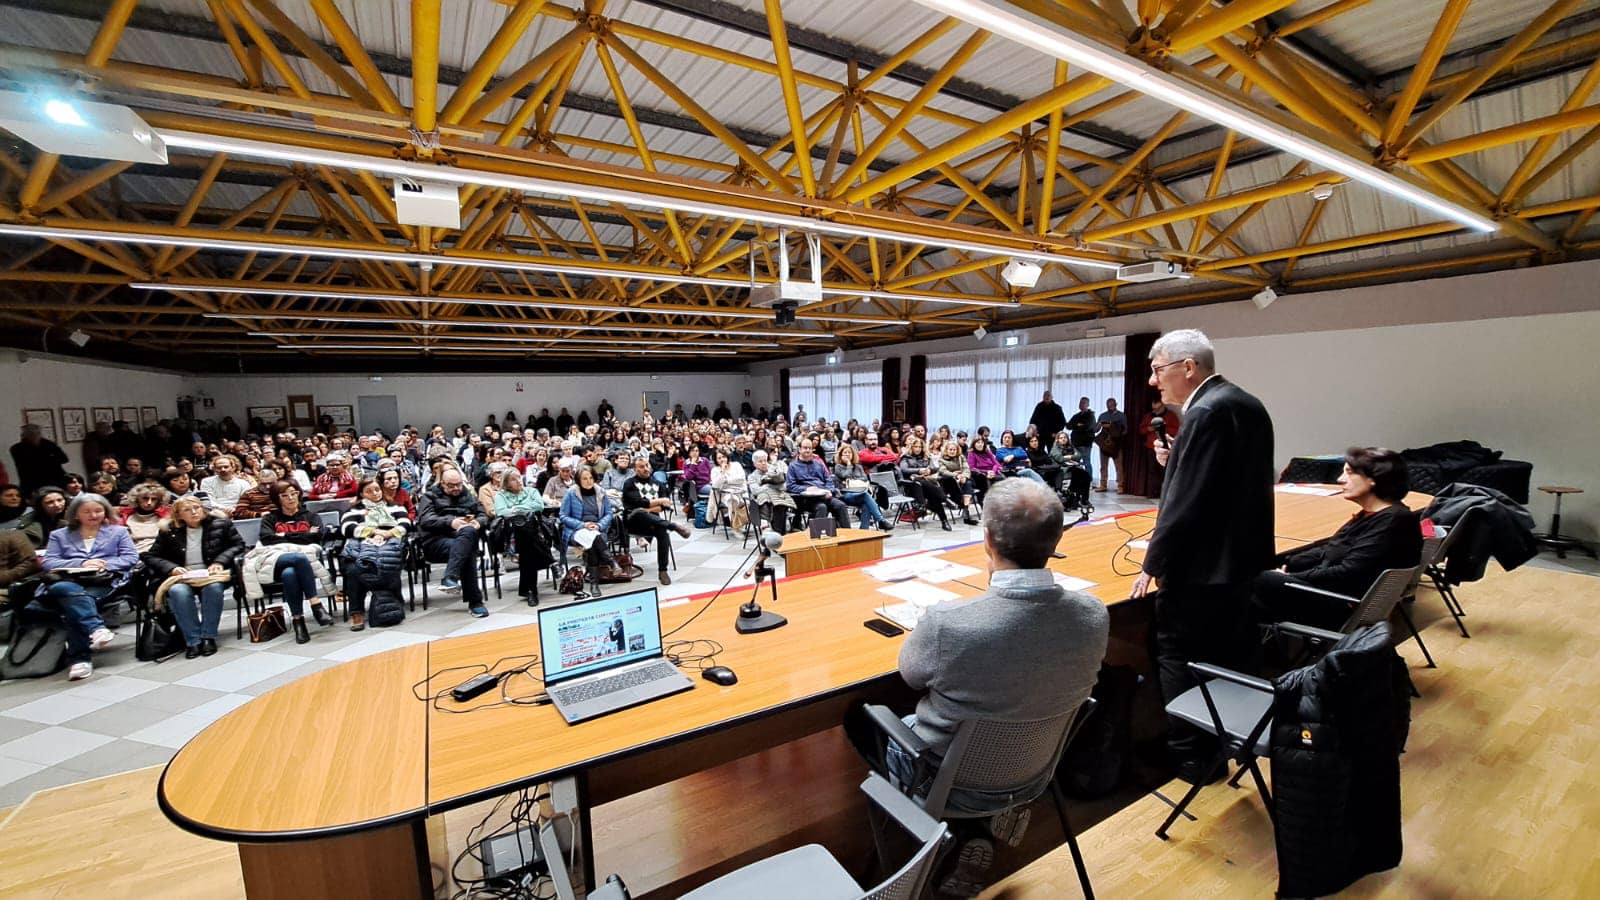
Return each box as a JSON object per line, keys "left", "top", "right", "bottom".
{"left": 538, "top": 587, "right": 694, "bottom": 724}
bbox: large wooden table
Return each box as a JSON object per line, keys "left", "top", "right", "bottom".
{"left": 158, "top": 488, "right": 1387, "bottom": 899}
{"left": 778, "top": 526, "right": 889, "bottom": 575}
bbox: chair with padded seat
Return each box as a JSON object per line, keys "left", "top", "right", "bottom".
{"left": 861, "top": 699, "right": 1098, "bottom": 898}
{"left": 541, "top": 773, "right": 949, "bottom": 900}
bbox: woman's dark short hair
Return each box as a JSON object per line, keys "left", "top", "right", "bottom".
{"left": 160, "top": 467, "right": 187, "bottom": 487}
{"left": 267, "top": 480, "right": 301, "bottom": 509}
{"left": 1346, "top": 447, "right": 1408, "bottom": 502}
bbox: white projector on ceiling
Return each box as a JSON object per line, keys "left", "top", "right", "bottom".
{"left": 394, "top": 179, "right": 462, "bottom": 229}
{"left": 1115, "top": 260, "right": 1192, "bottom": 283}
{"left": 0, "top": 91, "right": 167, "bottom": 164}
{"left": 748, "top": 229, "right": 824, "bottom": 309}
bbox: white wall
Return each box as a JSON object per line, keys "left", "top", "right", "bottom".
{"left": 190, "top": 371, "right": 757, "bottom": 434}
{"left": 749, "top": 259, "right": 1600, "bottom": 540}
{"left": 0, "top": 350, "right": 187, "bottom": 477}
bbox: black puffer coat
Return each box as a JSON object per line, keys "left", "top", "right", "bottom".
{"left": 1270, "top": 622, "right": 1412, "bottom": 897}
{"left": 143, "top": 516, "right": 246, "bottom": 578}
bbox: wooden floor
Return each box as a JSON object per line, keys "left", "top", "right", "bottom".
{"left": 6, "top": 564, "right": 1598, "bottom": 899}
{"left": 985, "top": 564, "right": 1600, "bottom": 899}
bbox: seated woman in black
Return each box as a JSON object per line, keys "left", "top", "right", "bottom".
{"left": 1254, "top": 447, "right": 1423, "bottom": 630}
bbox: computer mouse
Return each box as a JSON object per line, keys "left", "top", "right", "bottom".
{"left": 701, "top": 666, "right": 737, "bottom": 686}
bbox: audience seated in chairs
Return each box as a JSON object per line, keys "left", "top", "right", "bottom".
{"left": 832, "top": 443, "right": 891, "bottom": 531}
{"left": 542, "top": 459, "right": 577, "bottom": 507}
{"left": 232, "top": 461, "right": 281, "bottom": 519}
{"left": 338, "top": 478, "right": 412, "bottom": 632}
{"left": 560, "top": 467, "right": 622, "bottom": 581}
{"left": 936, "top": 441, "right": 980, "bottom": 526}
{"left": 253, "top": 481, "right": 337, "bottom": 642}
{"left": 676, "top": 443, "right": 712, "bottom": 515}
{"left": 1027, "top": 433, "right": 1063, "bottom": 492}
{"left": 1254, "top": 447, "right": 1423, "bottom": 630}
{"left": 707, "top": 448, "right": 747, "bottom": 530}
{"left": 119, "top": 483, "right": 171, "bottom": 555}
{"left": 0, "top": 483, "right": 30, "bottom": 534}
{"left": 417, "top": 466, "right": 490, "bottom": 618}
{"left": 747, "top": 451, "right": 796, "bottom": 534}
{"left": 34, "top": 493, "right": 138, "bottom": 681}
{"left": 143, "top": 496, "right": 244, "bottom": 658}
{"left": 965, "top": 436, "right": 1003, "bottom": 503}
{"left": 87, "top": 471, "right": 123, "bottom": 508}
{"left": 199, "top": 453, "right": 252, "bottom": 514}
{"left": 898, "top": 437, "right": 953, "bottom": 531}
{"left": 994, "top": 430, "right": 1046, "bottom": 485}
{"left": 843, "top": 478, "right": 1109, "bottom": 894}
{"left": 477, "top": 461, "right": 509, "bottom": 517}
{"left": 785, "top": 439, "right": 853, "bottom": 528}
{"left": 623, "top": 457, "right": 693, "bottom": 586}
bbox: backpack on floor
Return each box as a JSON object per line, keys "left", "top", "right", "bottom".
{"left": 367, "top": 588, "right": 406, "bottom": 628}
{"left": 693, "top": 501, "right": 710, "bottom": 529}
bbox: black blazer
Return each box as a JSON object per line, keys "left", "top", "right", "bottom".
{"left": 1285, "top": 504, "right": 1422, "bottom": 599}
{"left": 143, "top": 516, "right": 246, "bottom": 579}
{"left": 1144, "top": 376, "right": 1276, "bottom": 586}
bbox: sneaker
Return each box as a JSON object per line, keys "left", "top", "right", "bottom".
{"left": 468, "top": 605, "right": 489, "bottom": 618}
{"left": 672, "top": 522, "right": 692, "bottom": 539}
{"left": 68, "top": 661, "right": 93, "bottom": 681}
{"left": 88, "top": 628, "right": 115, "bottom": 651}
{"left": 939, "top": 836, "right": 995, "bottom": 896}
{"left": 439, "top": 577, "right": 462, "bottom": 593}
{"left": 989, "top": 807, "right": 1031, "bottom": 847}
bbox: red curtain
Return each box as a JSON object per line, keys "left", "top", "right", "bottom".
{"left": 779, "top": 368, "right": 791, "bottom": 420}
{"left": 1123, "top": 333, "right": 1164, "bottom": 498}
{"left": 881, "top": 357, "right": 901, "bottom": 424}
{"left": 907, "top": 355, "right": 927, "bottom": 426}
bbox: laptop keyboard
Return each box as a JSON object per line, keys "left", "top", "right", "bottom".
{"left": 551, "top": 660, "right": 680, "bottom": 705}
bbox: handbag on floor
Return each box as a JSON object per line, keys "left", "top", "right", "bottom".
{"left": 248, "top": 605, "right": 287, "bottom": 643}
{"left": 0, "top": 622, "right": 68, "bottom": 679}
{"left": 136, "top": 608, "right": 187, "bottom": 661}
{"left": 558, "top": 566, "right": 587, "bottom": 594}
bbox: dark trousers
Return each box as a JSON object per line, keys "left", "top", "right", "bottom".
{"left": 273, "top": 554, "right": 319, "bottom": 616}
{"left": 1153, "top": 581, "right": 1259, "bottom": 762}
{"left": 626, "top": 509, "right": 674, "bottom": 572}
{"left": 762, "top": 503, "right": 793, "bottom": 534}
{"left": 937, "top": 475, "right": 975, "bottom": 506}
{"left": 1251, "top": 569, "right": 1352, "bottom": 631}
{"left": 422, "top": 525, "right": 483, "bottom": 605}
{"left": 794, "top": 492, "right": 851, "bottom": 527}
{"left": 970, "top": 471, "right": 993, "bottom": 504}
{"left": 903, "top": 479, "right": 949, "bottom": 524}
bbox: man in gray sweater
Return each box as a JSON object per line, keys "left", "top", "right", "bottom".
{"left": 847, "top": 478, "right": 1109, "bottom": 891}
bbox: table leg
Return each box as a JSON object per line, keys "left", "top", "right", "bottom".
{"left": 237, "top": 819, "right": 431, "bottom": 900}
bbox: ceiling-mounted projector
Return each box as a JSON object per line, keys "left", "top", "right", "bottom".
{"left": 0, "top": 91, "right": 166, "bottom": 164}
{"left": 749, "top": 230, "right": 823, "bottom": 328}
{"left": 394, "top": 179, "right": 462, "bottom": 229}
{"left": 1115, "top": 260, "right": 1192, "bottom": 283}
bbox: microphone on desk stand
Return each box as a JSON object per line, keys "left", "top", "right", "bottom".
{"left": 737, "top": 531, "right": 788, "bottom": 634}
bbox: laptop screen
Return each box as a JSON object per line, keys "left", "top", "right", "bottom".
{"left": 538, "top": 587, "right": 663, "bottom": 684}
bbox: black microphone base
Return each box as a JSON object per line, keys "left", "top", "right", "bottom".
{"left": 735, "top": 609, "right": 788, "bottom": 634}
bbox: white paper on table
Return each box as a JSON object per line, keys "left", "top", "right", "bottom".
{"left": 875, "top": 602, "right": 923, "bottom": 631}
{"left": 1083, "top": 516, "right": 1120, "bottom": 526}
{"left": 1127, "top": 539, "right": 1150, "bottom": 551}
{"left": 180, "top": 570, "right": 214, "bottom": 582}
{"left": 571, "top": 528, "right": 600, "bottom": 549}
{"left": 864, "top": 553, "right": 954, "bottom": 582}
{"left": 1276, "top": 485, "right": 1342, "bottom": 496}
{"left": 1053, "top": 573, "right": 1099, "bottom": 592}
{"left": 918, "top": 562, "right": 983, "bottom": 584}
{"left": 877, "top": 581, "right": 961, "bottom": 608}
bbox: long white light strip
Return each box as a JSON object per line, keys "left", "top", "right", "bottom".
{"left": 205, "top": 312, "right": 834, "bottom": 337}
{"left": 840, "top": 288, "right": 1019, "bottom": 308}
{"left": 157, "top": 129, "right": 1126, "bottom": 270}
{"left": 908, "top": 0, "right": 1499, "bottom": 233}
{"left": 248, "top": 331, "right": 776, "bottom": 347}
{"left": 274, "top": 343, "right": 737, "bottom": 355}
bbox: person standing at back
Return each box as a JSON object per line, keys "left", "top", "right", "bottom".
{"left": 11, "top": 424, "right": 70, "bottom": 495}
{"left": 1027, "top": 390, "right": 1066, "bottom": 447}
{"left": 1130, "top": 329, "right": 1275, "bottom": 784}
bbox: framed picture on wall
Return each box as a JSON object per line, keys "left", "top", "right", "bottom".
{"left": 891, "top": 400, "right": 906, "bottom": 421}
{"left": 318, "top": 404, "right": 354, "bottom": 428}
{"left": 140, "top": 406, "right": 159, "bottom": 428}
{"left": 118, "top": 406, "right": 138, "bottom": 424}
{"left": 91, "top": 407, "right": 114, "bottom": 426}
{"left": 287, "top": 394, "right": 315, "bottom": 427}
{"left": 60, "top": 407, "right": 87, "bottom": 443}
{"left": 22, "top": 408, "right": 57, "bottom": 443}
{"left": 247, "top": 406, "right": 287, "bottom": 426}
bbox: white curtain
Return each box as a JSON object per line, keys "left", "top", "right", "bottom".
{"left": 790, "top": 361, "right": 882, "bottom": 424}
{"left": 923, "top": 335, "right": 1126, "bottom": 434}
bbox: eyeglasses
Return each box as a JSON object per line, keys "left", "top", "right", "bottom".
{"left": 1150, "top": 359, "right": 1189, "bottom": 376}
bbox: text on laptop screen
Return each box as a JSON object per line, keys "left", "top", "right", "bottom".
{"left": 538, "top": 588, "right": 663, "bottom": 683}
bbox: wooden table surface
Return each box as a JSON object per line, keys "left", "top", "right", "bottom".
{"left": 161, "top": 487, "right": 1382, "bottom": 840}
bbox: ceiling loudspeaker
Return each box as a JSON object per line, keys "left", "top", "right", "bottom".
{"left": 1001, "top": 258, "right": 1042, "bottom": 289}
{"left": 973, "top": 325, "right": 988, "bottom": 341}
{"left": 68, "top": 329, "right": 90, "bottom": 347}
{"left": 393, "top": 179, "right": 462, "bottom": 229}
{"left": 1252, "top": 286, "right": 1279, "bottom": 310}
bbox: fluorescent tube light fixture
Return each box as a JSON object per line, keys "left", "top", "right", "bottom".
{"left": 908, "top": 0, "right": 1498, "bottom": 233}
{"left": 0, "top": 90, "right": 167, "bottom": 164}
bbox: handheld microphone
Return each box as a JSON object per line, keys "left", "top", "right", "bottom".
{"left": 1150, "top": 416, "right": 1169, "bottom": 449}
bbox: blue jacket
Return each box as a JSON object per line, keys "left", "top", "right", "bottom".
{"left": 43, "top": 524, "right": 140, "bottom": 591}
{"left": 559, "top": 488, "right": 614, "bottom": 547}
{"left": 784, "top": 457, "right": 837, "bottom": 495}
